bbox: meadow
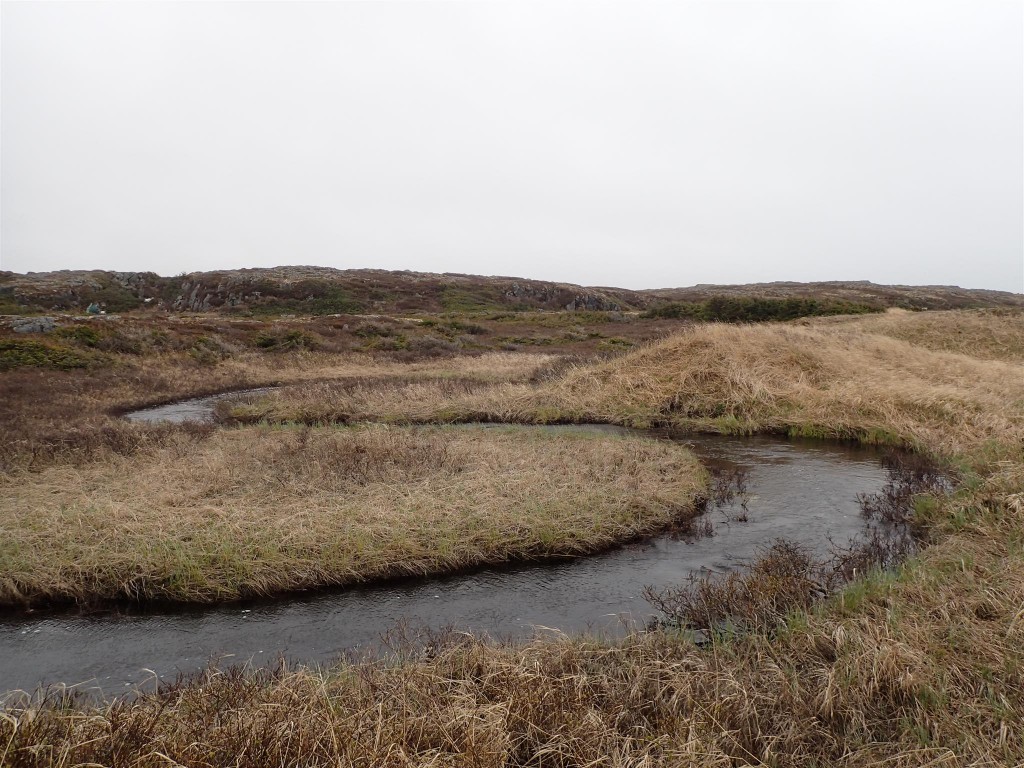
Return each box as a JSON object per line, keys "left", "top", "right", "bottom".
{"left": 0, "top": 425, "right": 706, "bottom": 607}
{"left": 1, "top": 304, "right": 1022, "bottom": 766}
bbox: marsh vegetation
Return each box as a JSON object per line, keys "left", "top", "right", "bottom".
{"left": 0, "top": 426, "right": 706, "bottom": 607}
{"left": 1, "top": 300, "right": 1022, "bottom": 766}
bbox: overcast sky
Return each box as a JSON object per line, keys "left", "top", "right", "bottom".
{"left": 2, "top": 1, "right": 1022, "bottom": 291}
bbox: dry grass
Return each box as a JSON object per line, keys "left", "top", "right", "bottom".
{"left": 831, "top": 307, "right": 1024, "bottom": 363}
{"left": 3, "top": 308, "right": 1024, "bottom": 766}
{"left": 0, "top": 350, "right": 556, "bottom": 472}
{"left": 0, "top": 425, "right": 707, "bottom": 607}
{"left": 3, "top": 457, "right": 1022, "bottom": 766}
{"left": 228, "top": 376, "right": 529, "bottom": 425}
{"left": 532, "top": 321, "right": 1024, "bottom": 454}
{"left": 242, "top": 312, "right": 1024, "bottom": 457}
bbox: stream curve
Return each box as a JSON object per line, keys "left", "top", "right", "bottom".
{"left": 1, "top": 406, "right": 894, "bottom": 698}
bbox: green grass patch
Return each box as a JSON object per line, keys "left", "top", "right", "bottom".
{"left": 253, "top": 329, "right": 319, "bottom": 351}
{"left": 643, "top": 296, "right": 883, "bottom": 322}
{"left": 440, "top": 286, "right": 503, "bottom": 312}
{"left": 0, "top": 339, "right": 95, "bottom": 371}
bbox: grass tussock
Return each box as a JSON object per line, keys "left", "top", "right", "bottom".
{"left": 527, "top": 318, "right": 1024, "bottom": 454}
{"left": 0, "top": 426, "right": 707, "bottom": 607}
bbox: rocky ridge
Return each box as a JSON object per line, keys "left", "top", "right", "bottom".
{"left": 2, "top": 267, "right": 1021, "bottom": 315}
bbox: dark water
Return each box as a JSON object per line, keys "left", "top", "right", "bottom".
{"left": 0, "top": 428, "right": 891, "bottom": 699}
{"left": 123, "top": 387, "right": 276, "bottom": 424}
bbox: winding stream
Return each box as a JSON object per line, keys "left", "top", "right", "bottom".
{"left": 123, "top": 387, "right": 276, "bottom": 423}
{"left": 1, "top": 394, "right": 898, "bottom": 698}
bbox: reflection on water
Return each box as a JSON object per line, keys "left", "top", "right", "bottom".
{"left": 123, "top": 388, "right": 276, "bottom": 424}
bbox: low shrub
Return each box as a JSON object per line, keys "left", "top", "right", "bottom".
{"left": 361, "top": 335, "right": 408, "bottom": 352}
{"left": 188, "top": 336, "right": 233, "bottom": 365}
{"left": 245, "top": 281, "right": 364, "bottom": 316}
{"left": 405, "top": 334, "right": 460, "bottom": 356}
{"left": 252, "top": 329, "right": 318, "bottom": 351}
{"left": 644, "top": 296, "right": 882, "bottom": 322}
{"left": 352, "top": 321, "right": 398, "bottom": 338}
{"left": 55, "top": 325, "right": 102, "bottom": 347}
{"left": 440, "top": 319, "right": 489, "bottom": 336}
{"left": 0, "top": 340, "right": 93, "bottom": 371}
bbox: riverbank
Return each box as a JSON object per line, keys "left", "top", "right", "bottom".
{"left": 0, "top": 434, "right": 897, "bottom": 696}
{"left": 0, "top": 348, "right": 559, "bottom": 472}
{"left": 0, "top": 426, "right": 707, "bottom": 608}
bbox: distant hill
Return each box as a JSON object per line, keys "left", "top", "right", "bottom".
{"left": 1, "top": 267, "right": 1020, "bottom": 315}
{"left": 645, "top": 280, "right": 1024, "bottom": 311}
{"left": 0, "top": 267, "right": 642, "bottom": 315}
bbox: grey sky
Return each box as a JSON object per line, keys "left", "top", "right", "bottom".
{"left": 2, "top": 1, "right": 1022, "bottom": 291}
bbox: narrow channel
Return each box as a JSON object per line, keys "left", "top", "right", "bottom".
{"left": 122, "top": 387, "right": 276, "bottom": 423}
{"left": 0, "top": 420, "right": 892, "bottom": 698}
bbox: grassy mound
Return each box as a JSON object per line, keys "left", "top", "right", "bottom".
{"left": 531, "top": 318, "right": 1024, "bottom": 452}
{"left": 0, "top": 425, "right": 707, "bottom": 607}
{"left": 242, "top": 311, "right": 1024, "bottom": 456}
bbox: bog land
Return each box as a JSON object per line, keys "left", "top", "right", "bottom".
{"left": 1, "top": 269, "right": 1022, "bottom": 766}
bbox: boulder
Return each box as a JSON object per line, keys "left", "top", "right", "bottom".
{"left": 11, "top": 317, "right": 58, "bottom": 333}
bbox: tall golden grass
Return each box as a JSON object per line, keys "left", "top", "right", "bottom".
{"left": 532, "top": 320, "right": 1024, "bottom": 453}
{"left": 0, "top": 425, "right": 706, "bottom": 607}
{"left": 245, "top": 313, "right": 1024, "bottom": 455}
{"left": 835, "top": 307, "right": 1024, "bottom": 362}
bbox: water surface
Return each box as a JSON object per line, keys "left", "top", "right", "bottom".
{"left": 0, "top": 432, "right": 889, "bottom": 698}
{"left": 123, "top": 387, "right": 275, "bottom": 424}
